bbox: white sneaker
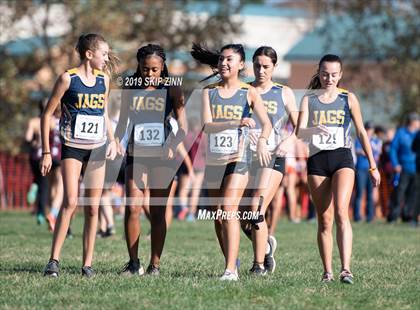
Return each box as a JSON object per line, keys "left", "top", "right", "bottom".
{"left": 264, "top": 235, "right": 277, "bottom": 273}
{"left": 219, "top": 269, "right": 239, "bottom": 281}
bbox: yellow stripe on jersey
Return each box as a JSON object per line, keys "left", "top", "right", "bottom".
{"left": 273, "top": 82, "right": 284, "bottom": 88}
{"left": 204, "top": 82, "right": 221, "bottom": 89}
{"left": 239, "top": 82, "right": 251, "bottom": 90}
{"left": 66, "top": 68, "right": 105, "bottom": 78}
{"left": 338, "top": 87, "right": 349, "bottom": 95}
{"left": 204, "top": 81, "right": 251, "bottom": 90}
{"left": 94, "top": 69, "right": 105, "bottom": 77}
{"left": 67, "top": 68, "right": 78, "bottom": 76}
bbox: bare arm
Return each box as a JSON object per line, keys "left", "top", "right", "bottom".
{"left": 349, "top": 92, "right": 380, "bottom": 186}
{"left": 283, "top": 86, "right": 298, "bottom": 127}
{"left": 41, "top": 73, "right": 70, "bottom": 153}
{"left": 296, "top": 95, "right": 309, "bottom": 138}
{"left": 177, "top": 142, "right": 194, "bottom": 175}
{"left": 248, "top": 86, "right": 272, "bottom": 140}
{"left": 295, "top": 95, "right": 328, "bottom": 141}
{"left": 104, "top": 75, "right": 117, "bottom": 160}
{"left": 25, "top": 118, "right": 39, "bottom": 144}
{"left": 40, "top": 72, "right": 70, "bottom": 175}
{"left": 275, "top": 86, "right": 298, "bottom": 156}
{"left": 104, "top": 75, "right": 115, "bottom": 141}
{"left": 349, "top": 93, "right": 376, "bottom": 169}
{"left": 114, "top": 88, "right": 130, "bottom": 142}
{"left": 168, "top": 86, "right": 187, "bottom": 148}
{"left": 248, "top": 86, "right": 272, "bottom": 166}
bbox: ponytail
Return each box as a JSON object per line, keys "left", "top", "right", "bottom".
{"left": 104, "top": 49, "right": 120, "bottom": 76}
{"left": 190, "top": 43, "right": 246, "bottom": 82}
{"left": 190, "top": 43, "right": 220, "bottom": 81}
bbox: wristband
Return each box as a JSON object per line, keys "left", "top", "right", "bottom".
{"left": 369, "top": 167, "right": 377, "bottom": 172}
{"left": 42, "top": 152, "right": 51, "bottom": 155}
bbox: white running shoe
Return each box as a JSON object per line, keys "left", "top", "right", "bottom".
{"left": 220, "top": 269, "right": 239, "bottom": 281}
{"left": 264, "top": 235, "right": 277, "bottom": 273}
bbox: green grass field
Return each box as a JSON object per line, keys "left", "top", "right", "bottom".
{"left": 0, "top": 211, "right": 419, "bottom": 309}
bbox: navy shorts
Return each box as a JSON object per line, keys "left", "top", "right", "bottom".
{"left": 61, "top": 144, "right": 107, "bottom": 163}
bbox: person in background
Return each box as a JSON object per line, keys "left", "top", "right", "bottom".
{"left": 378, "top": 127, "right": 395, "bottom": 217}
{"left": 387, "top": 113, "right": 419, "bottom": 223}
{"left": 26, "top": 100, "right": 63, "bottom": 228}
{"left": 176, "top": 118, "right": 206, "bottom": 222}
{"left": 411, "top": 129, "right": 420, "bottom": 227}
{"left": 26, "top": 100, "right": 50, "bottom": 225}
{"left": 0, "top": 163, "right": 6, "bottom": 209}
{"left": 353, "top": 121, "right": 382, "bottom": 222}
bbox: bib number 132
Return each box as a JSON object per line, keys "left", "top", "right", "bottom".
{"left": 134, "top": 123, "right": 164, "bottom": 146}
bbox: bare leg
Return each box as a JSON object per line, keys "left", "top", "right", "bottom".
{"left": 50, "top": 159, "right": 83, "bottom": 261}
{"left": 148, "top": 166, "right": 176, "bottom": 267}
{"left": 81, "top": 160, "right": 106, "bottom": 267}
{"left": 268, "top": 185, "right": 284, "bottom": 236}
{"left": 250, "top": 168, "right": 283, "bottom": 266}
{"left": 165, "top": 179, "right": 177, "bottom": 228}
{"left": 220, "top": 173, "right": 248, "bottom": 272}
{"left": 189, "top": 171, "right": 204, "bottom": 217}
{"left": 124, "top": 163, "right": 147, "bottom": 261}
{"left": 308, "top": 175, "right": 334, "bottom": 274}
{"left": 286, "top": 171, "right": 298, "bottom": 222}
{"left": 332, "top": 168, "right": 354, "bottom": 271}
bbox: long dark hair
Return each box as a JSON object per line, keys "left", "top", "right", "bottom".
{"left": 190, "top": 43, "right": 246, "bottom": 81}
{"left": 307, "top": 54, "right": 342, "bottom": 90}
{"left": 135, "top": 44, "right": 169, "bottom": 78}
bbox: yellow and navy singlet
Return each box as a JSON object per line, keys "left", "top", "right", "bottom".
{"left": 60, "top": 68, "right": 107, "bottom": 149}
{"left": 307, "top": 88, "right": 352, "bottom": 156}
{"left": 205, "top": 82, "right": 251, "bottom": 165}
{"left": 127, "top": 84, "right": 174, "bottom": 157}
{"left": 250, "top": 82, "right": 288, "bottom": 153}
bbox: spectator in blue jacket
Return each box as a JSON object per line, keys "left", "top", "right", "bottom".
{"left": 387, "top": 112, "right": 419, "bottom": 223}
{"left": 411, "top": 130, "right": 420, "bottom": 227}
{"left": 353, "top": 121, "right": 382, "bottom": 222}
